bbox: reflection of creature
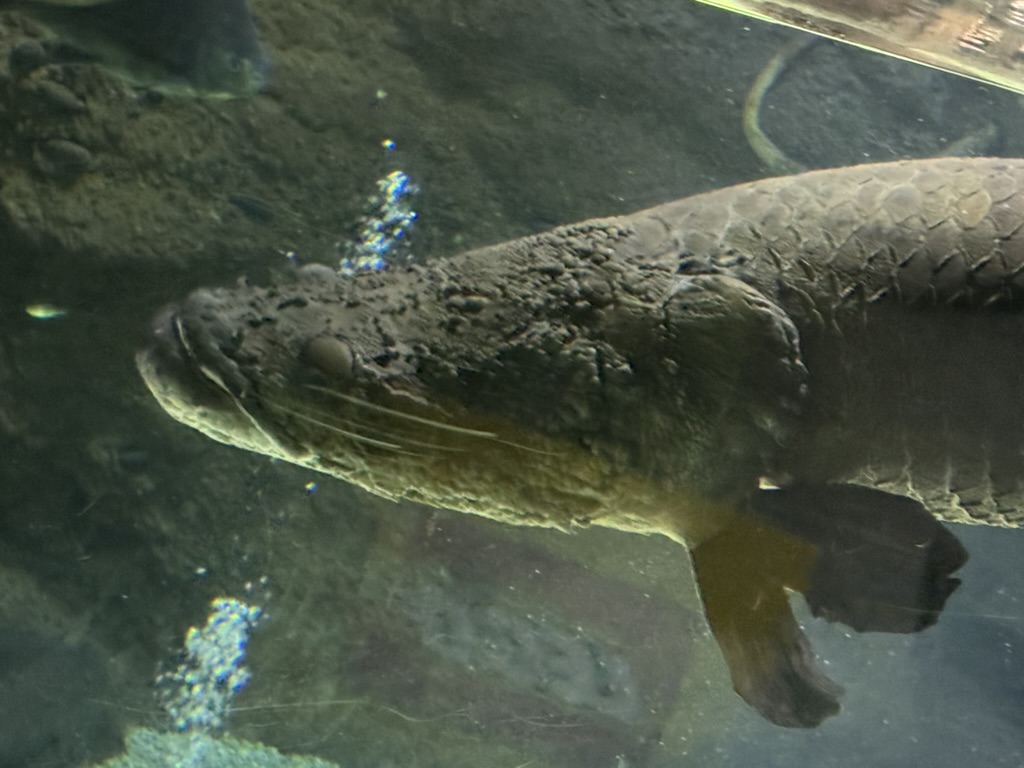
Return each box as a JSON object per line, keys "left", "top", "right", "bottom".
{"left": 138, "top": 156, "right": 1024, "bottom": 728}
{"left": 742, "top": 37, "right": 1001, "bottom": 175}
{"left": 693, "top": 0, "right": 1024, "bottom": 95}
{"left": 0, "top": 0, "right": 269, "bottom": 98}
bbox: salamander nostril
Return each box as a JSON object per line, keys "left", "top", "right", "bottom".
{"left": 149, "top": 304, "right": 182, "bottom": 353}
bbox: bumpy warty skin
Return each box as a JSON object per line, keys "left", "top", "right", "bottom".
{"left": 142, "top": 157, "right": 1024, "bottom": 530}
{"left": 154, "top": 220, "right": 808, "bottom": 540}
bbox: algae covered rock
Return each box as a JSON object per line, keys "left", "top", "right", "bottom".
{"left": 95, "top": 728, "right": 339, "bottom": 768}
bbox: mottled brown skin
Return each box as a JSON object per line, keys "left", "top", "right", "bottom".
{"left": 139, "top": 157, "right": 1024, "bottom": 728}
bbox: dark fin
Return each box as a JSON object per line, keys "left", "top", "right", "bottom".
{"left": 749, "top": 484, "right": 968, "bottom": 633}
{"left": 691, "top": 516, "right": 843, "bottom": 728}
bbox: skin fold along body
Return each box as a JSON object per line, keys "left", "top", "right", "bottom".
{"left": 138, "top": 156, "right": 1024, "bottom": 728}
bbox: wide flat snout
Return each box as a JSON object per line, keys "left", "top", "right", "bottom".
{"left": 136, "top": 298, "right": 271, "bottom": 453}
{"left": 136, "top": 301, "right": 227, "bottom": 415}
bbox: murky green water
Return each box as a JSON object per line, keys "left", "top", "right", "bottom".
{"left": 0, "top": 1, "right": 1022, "bottom": 767}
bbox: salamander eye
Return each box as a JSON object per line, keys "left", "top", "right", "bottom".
{"left": 305, "top": 336, "right": 355, "bottom": 381}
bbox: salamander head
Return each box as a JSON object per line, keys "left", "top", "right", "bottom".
{"left": 137, "top": 265, "right": 438, "bottom": 463}
{"left": 137, "top": 265, "right": 644, "bottom": 530}
{"left": 137, "top": 300, "right": 277, "bottom": 455}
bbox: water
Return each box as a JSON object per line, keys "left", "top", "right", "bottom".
{"left": 1, "top": 0, "right": 1023, "bottom": 766}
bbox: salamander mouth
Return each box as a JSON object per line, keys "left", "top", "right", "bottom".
{"left": 136, "top": 302, "right": 280, "bottom": 455}
{"left": 135, "top": 270, "right": 575, "bottom": 493}
{"left": 137, "top": 304, "right": 224, "bottom": 409}
{"left": 135, "top": 295, "right": 520, "bottom": 464}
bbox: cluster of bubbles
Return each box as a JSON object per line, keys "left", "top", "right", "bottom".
{"left": 157, "top": 597, "right": 264, "bottom": 733}
{"left": 338, "top": 139, "right": 418, "bottom": 275}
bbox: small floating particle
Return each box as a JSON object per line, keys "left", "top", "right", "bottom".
{"left": 25, "top": 303, "right": 68, "bottom": 319}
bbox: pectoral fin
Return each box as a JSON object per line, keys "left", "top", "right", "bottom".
{"left": 749, "top": 484, "right": 968, "bottom": 633}
{"left": 691, "top": 484, "right": 968, "bottom": 728}
{"left": 692, "top": 515, "right": 842, "bottom": 727}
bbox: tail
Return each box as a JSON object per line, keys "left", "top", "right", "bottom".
{"left": 691, "top": 483, "right": 967, "bottom": 727}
